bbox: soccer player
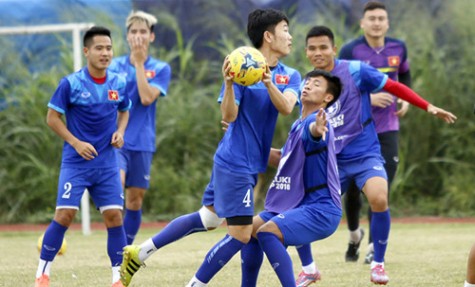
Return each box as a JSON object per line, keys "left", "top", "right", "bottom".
{"left": 466, "top": 243, "right": 475, "bottom": 287}
{"left": 119, "top": 8, "right": 301, "bottom": 287}
{"left": 241, "top": 69, "right": 342, "bottom": 287}
{"left": 34, "top": 26, "right": 131, "bottom": 287}
{"left": 294, "top": 26, "right": 456, "bottom": 286}
{"left": 109, "top": 11, "right": 172, "bottom": 245}
{"left": 338, "top": 1, "right": 412, "bottom": 264}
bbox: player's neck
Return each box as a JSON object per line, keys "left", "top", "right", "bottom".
{"left": 87, "top": 65, "right": 107, "bottom": 78}
{"left": 364, "top": 34, "right": 385, "bottom": 48}
{"left": 301, "top": 104, "right": 325, "bottom": 118}
{"left": 259, "top": 47, "right": 279, "bottom": 67}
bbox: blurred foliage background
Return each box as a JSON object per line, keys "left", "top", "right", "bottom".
{"left": 0, "top": 0, "right": 474, "bottom": 223}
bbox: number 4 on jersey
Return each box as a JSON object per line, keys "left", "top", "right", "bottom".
{"left": 242, "top": 189, "right": 252, "bottom": 207}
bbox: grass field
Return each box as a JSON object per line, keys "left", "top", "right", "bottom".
{"left": 1, "top": 221, "right": 473, "bottom": 287}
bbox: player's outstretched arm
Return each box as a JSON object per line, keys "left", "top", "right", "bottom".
{"left": 383, "top": 78, "right": 457, "bottom": 124}
{"left": 309, "top": 108, "right": 328, "bottom": 140}
{"left": 427, "top": 104, "right": 457, "bottom": 124}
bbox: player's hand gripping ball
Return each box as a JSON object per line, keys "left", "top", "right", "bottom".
{"left": 228, "top": 46, "right": 267, "bottom": 86}
{"left": 37, "top": 233, "right": 67, "bottom": 255}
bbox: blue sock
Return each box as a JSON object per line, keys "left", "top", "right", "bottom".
{"left": 371, "top": 209, "right": 390, "bottom": 263}
{"left": 123, "top": 209, "right": 142, "bottom": 245}
{"left": 40, "top": 220, "right": 68, "bottom": 261}
{"left": 241, "top": 237, "right": 263, "bottom": 287}
{"left": 296, "top": 243, "right": 313, "bottom": 266}
{"left": 257, "top": 232, "right": 295, "bottom": 287}
{"left": 195, "top": 234, "right": 244, "bottom": 283}
{"left": 151, "top": 211, "right": 206, "bottom": 249}
{"left": 107, "top": 225, "right": 127, "bottom": 266}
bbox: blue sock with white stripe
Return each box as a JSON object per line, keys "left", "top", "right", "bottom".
{"left": 257, "top": 232, "right": 295, "bottom": 287}
{"left": 40, "top": 220, "right": 68, "bottom": 261}
{"left": 124, "top": 209, "right": 142, "bottom": 244}
{"left": 371, "top": 209, "right": 390, "bottom": 263}
{"left": 195, "top": 234, "right": 244, "bottom": 283}
{"left": 241, "top": 237, "right": 263, "bottom": 287}
{"left": 151, "top": 211, "right": 206, "bottom": 249}
{"left": 107, "top": 225, "right": 127, "bottom": 266}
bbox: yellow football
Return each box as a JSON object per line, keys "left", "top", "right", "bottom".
{"left": 228, "top": 46, "right": 267, "bottom": 86}
{"left": 37, "top": 233, "right": 67, "bottom": 255}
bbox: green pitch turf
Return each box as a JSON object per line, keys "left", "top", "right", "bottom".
{"left": 1, "top": 222, "right": 473, "bottom": 286}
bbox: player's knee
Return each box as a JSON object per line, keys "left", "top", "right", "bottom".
{"left": 53, "top": 209, "right": 76, "bottom": 227}
{"left": 199, "top": 206, "right": 224, "bottom": 230}
{"left": 257, "top": 221, "right": 280, "bottom": 236}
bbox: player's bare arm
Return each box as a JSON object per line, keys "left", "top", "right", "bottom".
{"left": 46, "top": 108, "right": 98, "bottom": 160}
{"left": 370, "top": 92, "right": 394, "bottom": 108}
{"left": 220, "top": 56, "right": 238, "bottom": 123}
{"left": 383, "top": 78, "right": 457, "bottom": 124}
{"left": 130, "top": 36, "right": 161, "bottom": 106}
{"left": 268, "top": 148, "right": 282, "bottom": 168}
{"left": 396, "top": 99, "right": 410, "bottom": 117}
{"left": 263, "top": 65, "right": 296, "bottom": 115}
{"left": 427, "top": 104, "right": 457, "bottom": 124}
{"left": 310, "top": 108, "right": 328, "bottom": 140}
{"left": 111, "top": 110, "right": 129, "bottom": 148}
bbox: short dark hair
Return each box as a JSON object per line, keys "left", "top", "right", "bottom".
{"left": 83, "top": 26, "right": 111, "bottom": 47}
{"left": 363, "top": 1, "right": 387, "bottom": 14}
{"left": 305, "top": 25, "right": 335, "bottom": 46}
{"left": 304, "top": 69, "right": 342, "bottom": 107}
{"left": 247, "top": 8, "right": 289, "bottom": 49}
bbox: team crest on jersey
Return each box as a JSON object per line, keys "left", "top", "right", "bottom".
{"left": 326, "top": 100, "right": 341, "bottom": 119}
{"left": 388, "top": 56, "right": 400, "bottom": 67}
{"left": 275, "top": 74, "right": 289, "bottom": 85}
{"left": 145, "top": 70, "right": 156, "bottom": 79}
{"left": 108, "top": 90, "right": 119, "bottom": 101}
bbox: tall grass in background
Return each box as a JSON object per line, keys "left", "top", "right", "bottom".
{"left": 0, "top": 0, "right": 474, "bottom": 223}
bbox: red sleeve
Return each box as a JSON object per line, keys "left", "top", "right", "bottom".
{"left": 383, "top": 78, "right": 429, "bottom": 110}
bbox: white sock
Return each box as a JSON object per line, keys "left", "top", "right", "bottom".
{"left": 139, "top": 238, "right": 157, "bottom": 262}
{"left": 302, "top": 262, "right": 317, "bottom": 274}
{"left": 186, "top": 276, "right": 207, "bottom": 287}
{"left": 36, "top": 259, "right": 52, "bottom": 278}
{"left": 465, "top": 281, "right": 475, "bottom": 287}
{"left": 370, "top": 261, "right": 384, "bottom": 269}
{"left": 111, "top": 266, "right": 120, "bottom": 283}
{"left": 349, "top": 229, "right": 362, "bottom": 243}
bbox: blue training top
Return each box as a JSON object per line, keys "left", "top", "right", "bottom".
{"left": 109, "top": 56, "right": 171, "bottom": 152}
{"left": 214, "top": 61, "right": 301, "bottom": 174}
{"left": 48, "top": 67, "right": 131, "bottom": 169}
{"left": 326, "top": 59, "right": 388, "bottom": 160}
{"left": 265, "top": 112, "right": 341, "bottom": 215}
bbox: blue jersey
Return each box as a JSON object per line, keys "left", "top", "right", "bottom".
{"left": 265, "top": 112, "right": 341, "bottom": 214}
{"left": 109, "top": 56, "right": 171, "bottom": 152}
{"left": 48, "top": 68, "right": 131, "bottom": 169}
{"left": 299, "top": 114, "right": 341, "bottom": 212}
{"left": 339, "top": 36, "right": 410, "bottom": 134}
{"left": 326, "top": 60, "right": 387, "bottom": 159}
{"left": 214, "top": 62, "right": 301, "bottom": 174}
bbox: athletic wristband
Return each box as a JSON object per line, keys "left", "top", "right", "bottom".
{"left": 383, "top": 78, "right": 429, "bottom": 110}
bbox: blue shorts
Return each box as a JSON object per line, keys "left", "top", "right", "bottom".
{"left": 259, "top": 203, "right": 341, "bottom": 246}
{"left": 338, "top": 154, "right": 388, "bottom": 194}
{"left": 56, "top": 167, "right": 123, "bottom": 212}
{"left": 117, "top": 149, "right": 153, "bottom": 189}
{"left": 204, "top": 163, "right": 257, "bottom": 218}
